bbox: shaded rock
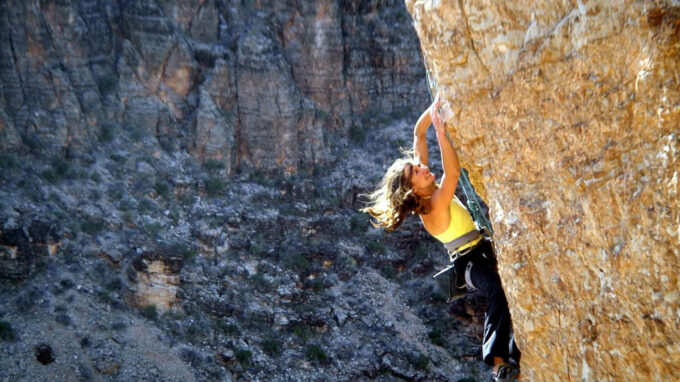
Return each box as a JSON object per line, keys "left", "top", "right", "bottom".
{"left": 190, "top": 88, "right": 235, "bottom": 168}
{"left": 0, "top": 220, "right": 59, "bottom": 280}
{"left": 35, "top": 344, "right": 55, "bottom": 365}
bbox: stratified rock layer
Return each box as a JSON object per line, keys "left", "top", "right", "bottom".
{"left": 126, "top": 250, "right": 184, "bottom": 312}
{"left": 406, "top": 0, "right": 679, "bottom": 380}
{"left": 0, "top": 0, "right": 428, "bottom": 174}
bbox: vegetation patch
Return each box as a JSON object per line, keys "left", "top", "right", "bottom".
{"left": 411, "top": 353, "right": 430, "bottom": 370}
{"left": 234, "top": 348, "right": 252, "bottom": 368}
{"left": 143, "top": 222, "right": 163, "bottom": 238}
{"left": 366, "top": 241, "right": 386, "bottom": 255}
{"left": 0, "top": 153, "right": 19, "bottom": 171}
{"left": 96, "top": 73, "right": 119, "bottom": 94}
{"left": 154, "top": 181, "right": 170, "bottom": 199}
{"left": 140, "top": 305, "right": 158, "bottom": 320}
{"left": 205, "top": 178, "right": 224, "bottom": 197}
{"left": 280, "top": 250, "right": 311, "bottom": 273}
{"left": 350, "top": 213, "right": 369, "bottom": 233}
{"left": 428, "top": 329, "right": 446, "bottom": 347}
{"left": 290, "top": 322, "right": 313, "bottom": 343}
{"left": 81, "top": 217, "right": 106, "bottom": 235}
{"left": 349, "top": 124, "right": 366, "bottom": 145}
{"left": 99, "top": 122, "right": 116, "bottom": 143}
{"left": 215, "top": 319, "right": 241, "bottom": 336}
{"left": 262, "top": 334, "right": 282, "bottom": 356}
{"left": 0, "top": 321, "right": 16, "bottom": 341}
{"left": 305, "top": 344, "right": 328, "bottom": 363}
{"left": 203, "top": 159, "right": 226, "bottom": 173}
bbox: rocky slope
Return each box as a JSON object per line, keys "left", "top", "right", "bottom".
{"left": 0, "top": 1, "right": 503, "bottom": 381}
{"left": 0, "top": 121, "right": 498, "bottom": 381}
{"left": 406, "top": 0, "right": 679, "bottom": 381}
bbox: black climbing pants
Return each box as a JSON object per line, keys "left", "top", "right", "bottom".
{"left": 457, "top": 239, "right": 521, "bottom": 366}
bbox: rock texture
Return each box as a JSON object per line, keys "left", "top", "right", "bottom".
{"left": 126, "top": 250, "right": 184, "bottom": 312}
{"left": 406, "top": 0, "right": 679, "bottom": 380}
{"left": 0, "top": 112, "right": 504, "bottom": 380}
{"left": 0, "top": 0, "right": 428, "bottom": 174}
{"left": 0, "top": 220, "right": 59, "bottom": 280}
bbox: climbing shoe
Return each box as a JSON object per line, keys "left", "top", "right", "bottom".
{"left": 493, "top": 362, "right": 519, "bottom": 382}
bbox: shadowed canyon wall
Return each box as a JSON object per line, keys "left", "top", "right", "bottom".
{"left": 406, "top": 0, "right": 679, "bottom": 381}
{"left": 0, "top": 0, "right": 428, "bottom": 174}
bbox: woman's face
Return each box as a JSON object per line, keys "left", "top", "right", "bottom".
{"left": 403, "top": 162, "right": 435, "bottom": 193}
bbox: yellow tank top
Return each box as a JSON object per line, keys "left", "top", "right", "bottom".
{"left": 432, "top": 197, "right": 481, "bottom": 250}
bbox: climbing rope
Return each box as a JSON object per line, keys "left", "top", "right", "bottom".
{"left": 422, "top": 62, "right": 494, "bottom": 236}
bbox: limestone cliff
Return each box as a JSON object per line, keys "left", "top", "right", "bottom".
{"left": 406, "top": 0, "right": 679, "bottom": 380}
{"left": 0, "top": 0, "right": 428, "bottom": 174}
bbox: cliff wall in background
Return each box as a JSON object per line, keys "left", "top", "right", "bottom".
{"left": 0, "top": 0, "right": 428, "bottom": 174}
{"left": 406, "top": 0, "right": 679, "bottom": 380}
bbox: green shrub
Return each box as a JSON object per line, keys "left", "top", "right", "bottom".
{"left": 215, "top": 320, "right": 240, "bottom": 336}
{"left": 21, "top": 133, "right": 43, "bottom": 153}
{"left": 143, "top": 222, "right": 163, "bottom": 238}
{"left": 428, "top": 329, "right": 446, "bottom": 347}
{"left": 99, "top": 123, "right": 115, "bottom": 143}
{"left": 52, "top": 158, "right": 69, "bottom": 177}
{"left": 412, "top": 353, "right": 430, "bottom": 370}
{"left": 456, "top": 378, "right": 476, "bottom": 382}
{"left": 281, "top": 251, "right": 311, "bottom": 273}
{"left": 348, "top": 124, "right": 366, "bottom": 145}
{"left": 205, "top": 178, "right": 224, "bottom": 197}
{"left": 310, "top": 279, "right": 324, "bottom": 292}
{"left": 380, "top": 265, "right": 397, "bottom": 280}
{"left": 182, "top": 247, "right": 198, "bottom": 263}
{"left": 96, "top": 290, "right": 116, "bottom": 305}
{"left": 316, "top": 108, "right": 331, "bottom": 121}
{"left": 249, "top": 170, "right": 266, "bottom": 184}
{"left": 262, "top": 334, "right": 282, "bottom": 356}
{"left": 413, "top": 242, "right": 431, "bottom": 260}
{"left": 290, "top": 322, "right": 313, "bottom": 342}
{"left": 350, "top": 213, "right": 369, "bottom": 233}
{"left": 110, "top": 154, "right": 126, "bottom": 164}
{"left": 0, "top": 153, "right": 18, "bottom": 171}
{"left": 234, "top": 348, "right": 252, "bottom": 367}
{"left": 125, "top": 124, "right": 143, "bottom": 141}
{"left": 203, "top": 159, "right": 225, "bottom": 172}
{"left": 305, "top": 344, "right": 327, "bottom": 362}
{"left": 140, "top": 305, "right": 158, "bottom": 320}
{"left": 41, "top": 168, "right": 59, "bottom": 183}
{"left": 366, "top": 241, "right": 386, "bottom": 255}
{"left": 81, "top": 217, "right": 106, "bottom": 235}
{"left": 97, "top": 73, "right": 119, "bottom": 94}
{"left": 0, "top": 321, "right": 15, "bottom": 341}
{"left": 154, "top": 181, "right": 170, "bottom": 199}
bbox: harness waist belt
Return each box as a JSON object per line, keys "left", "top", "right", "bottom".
{"left": 443, "top": 230, "right": 482, "bottom": 253}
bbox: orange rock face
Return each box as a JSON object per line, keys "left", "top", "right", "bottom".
{"left": 127, "top": 251, "right": 184, "bottom": 312}
{"left": 405, "top": 0, "right": 679, "bottom": 380}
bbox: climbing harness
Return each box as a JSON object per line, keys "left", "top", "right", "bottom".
{"left": 432, "top": 233, "right": 498, "bottom": 302}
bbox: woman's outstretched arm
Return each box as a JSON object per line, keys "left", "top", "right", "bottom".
{"left": 413, "top": 102, "right": 434, "bottom": 166}
{"left": 430, "top": 97, "right": 462, "bottom": 211}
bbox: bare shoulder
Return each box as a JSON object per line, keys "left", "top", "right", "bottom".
{"left": 419, "top": 202, "right": 450, "bottom": 236}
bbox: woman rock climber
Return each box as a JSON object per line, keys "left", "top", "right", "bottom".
{"left": 361, "top": 95, "right": 521, "bottom": 382}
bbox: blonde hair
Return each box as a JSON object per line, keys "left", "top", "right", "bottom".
{"left": 361, "top": 156, "right": 432, "bottom": 231}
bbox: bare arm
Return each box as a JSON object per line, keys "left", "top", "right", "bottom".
{"left": 413, "top": 103, "right": 433, "bottom": 166}
{"left": 430, "top": 98, "right": 462, "bottom": 211}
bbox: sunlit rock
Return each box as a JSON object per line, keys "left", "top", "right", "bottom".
{"left": 126, "top": 250, "right": 184, "bottom": 312}
{"left": 406, "top": 0, "right": 679, "bottom": 380}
